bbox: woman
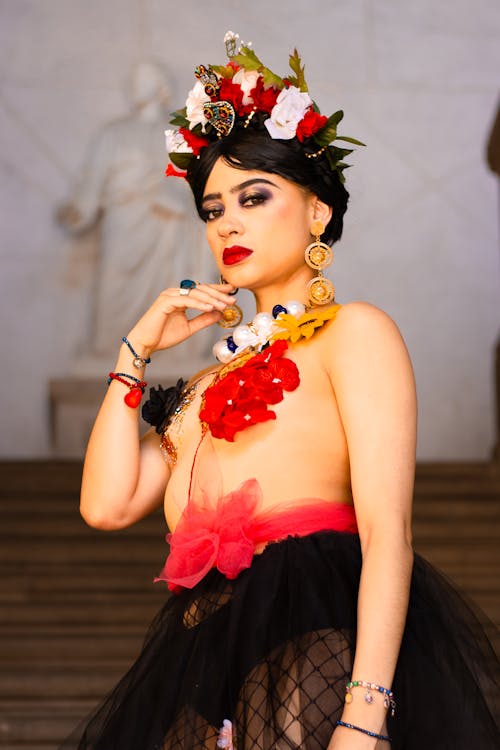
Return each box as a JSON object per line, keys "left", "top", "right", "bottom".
{"left": 65, "top": 33, "right": 499, "bottom": 750}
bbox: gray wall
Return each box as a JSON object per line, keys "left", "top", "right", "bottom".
{"left": 1, "top": 0, "right": 499, "bottom": 459}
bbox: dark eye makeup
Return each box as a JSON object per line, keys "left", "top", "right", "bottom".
{"left": 200, "top": 205, "right": 224, "bottom": 222}
{"left": 239, "top": 189, "right": 272, "bottom": 207}
{"left": 201, "top": 187, "right": 272, "bottom": 222}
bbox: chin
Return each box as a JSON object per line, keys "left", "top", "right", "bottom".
{"left": 221, "top": 265, "right": 261, "bottom": 288}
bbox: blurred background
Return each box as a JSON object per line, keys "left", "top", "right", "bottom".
{"left": 0, "top": 2, "right": 499, "bottom": 747}
{"left": 0, "top": 0, "right": 499, "bottom": 460}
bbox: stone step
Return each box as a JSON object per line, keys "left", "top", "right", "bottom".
{"left": 413, "top": 484, "right": 500, "bottom": 498}
{"left": 0, "top": 461, "right": 83, "bottom": 494}
{"left": 0, "top": 537, "right": 166, "bottom": 564}
{"left": 0, "top": 699, "right": 96, "bottom": 747}
{"left": 0, "top": 621, "right": 148, "bottom": 638}
{"left": 414, "top": 461, "right": 500, "bottom": 478}
{"left": 0, "top": 598, "right": 164, "bottom": 627}
{"left": 1, "top": 710, "right": 84, "bottom": 746}
{"left": 0, "top": 633, "right": 146, "bottom": 662}
{"left": 414, "top": 521, "right": 500, "bottom": 540}
{"left": 413, "top": 541, "right": 499, "bottom": 564}
{"left": 0, "top": 584, "right": 167, "bottom": 605}
{"left": 0, "top": 699, "right": 95, "bottom": 745}
{"left": 0, "top": 665, "right": 125, "bottom": 699}
{"left": 413, "top": 497, "right": 500, "bottom": 514}
{"left": 0, "top": 565, "right": 158, "bottom": 594}
{"left": 0, "top": 514, "right": 165, "bottom": 536}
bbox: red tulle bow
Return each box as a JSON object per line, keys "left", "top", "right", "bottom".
{"left": 157, "top": 479, "right": 260, "bottom": 593}
{"left": 155, "top": 479, "right": 358, "bottom": 593}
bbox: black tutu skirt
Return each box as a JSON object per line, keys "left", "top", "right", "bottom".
{"left": 61, "top": 531, "right": 500, "bottom": 750}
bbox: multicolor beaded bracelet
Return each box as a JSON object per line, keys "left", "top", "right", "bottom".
{"left": 336, "top": 720, "right": 391, "bottom": 743}
{"left": 122, "top": 336, "right": 151, "bottom": 369}
{"left": 108, "top": 372, "right": 147, "bottom": 408}
{"left": 345, "top": 680, "right": 396, "bottom": 717}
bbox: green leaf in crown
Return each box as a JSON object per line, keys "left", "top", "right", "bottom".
{"left": 287, "top": 49, "right": 308, "bottom": 93}
{"left": 169, "top": 152, "right": 193, "bottom": 169}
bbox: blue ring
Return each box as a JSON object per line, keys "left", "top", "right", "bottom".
{"left": 180, "top": 279, "right": 196, "bottom": 290}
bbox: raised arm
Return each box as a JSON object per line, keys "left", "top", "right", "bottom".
{"left": 325, "top": 302, "right": 417, "bottom": 749}
{"left": 80, "top": 283, "right": 237, "bottom": 530}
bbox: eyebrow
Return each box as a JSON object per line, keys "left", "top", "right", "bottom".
{"left": 201, "top": 178, "right": 280, "bottom": 204}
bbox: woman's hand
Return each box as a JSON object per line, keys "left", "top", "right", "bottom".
{"left": 126, "top": 282, "right": 238, "bottom": 356}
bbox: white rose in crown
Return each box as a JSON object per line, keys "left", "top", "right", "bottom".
{"left": 164, "top": 129, "right": 192, "bottom": 153}
{"left": 232, "top": 69, "right": 260, "bottom": 105}
{"left": 186, "top": 80, "right": 211, "bottom": 131}
{"left": 265, "top": 86, "right": 313, "bottom": 140}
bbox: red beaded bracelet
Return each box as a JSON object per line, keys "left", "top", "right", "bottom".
{"left": 108, "top": 372, "right": 147, "bottom": 408}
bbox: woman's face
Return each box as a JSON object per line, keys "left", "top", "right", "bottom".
{"left": 201, "top": 158, "right": 326, "bottom": 293}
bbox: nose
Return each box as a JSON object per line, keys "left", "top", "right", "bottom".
{"left": 217, "top": 210, "right": 243, "bottom": 239}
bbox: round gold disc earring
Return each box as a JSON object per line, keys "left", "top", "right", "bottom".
{"left": 305, "top": 220, "right": 336, "bottom": 306}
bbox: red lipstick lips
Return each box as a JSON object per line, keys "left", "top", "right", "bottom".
{"left": 222, "top": 246, "right": 253, "bottom": 266}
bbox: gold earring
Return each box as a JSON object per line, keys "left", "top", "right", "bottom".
{"left": 218, "top": 274, "right": 243, "bottom": 327}
{"left": 305, "top": 220, "right": 335, "bottom": 306}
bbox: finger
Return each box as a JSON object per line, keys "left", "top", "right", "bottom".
{"left": 160, "top": 286, "right": 236, "bottom": 307}
{"left": 160, "top": 283, "right": 237, "bottom": 309}
{"left": 160, "top": 283, "right": 234, "bottom": 295}
{"left": 155, "top": 294, "right": 220, "bottom": 315}
{"left": 187, "top": 309, "right": 222, "bottom": 334}
{"left": 198, "top": 281, "right": 237, "bottom": 293}
{"left": 185, "top": 288, "right": 237, "bottom": 310}
{"left": 184, "top": 282, "right": 237, "bottom": 300}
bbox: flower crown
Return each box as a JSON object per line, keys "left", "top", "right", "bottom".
{"left": 165, "top": 31, "right": 364, "bottom": 180}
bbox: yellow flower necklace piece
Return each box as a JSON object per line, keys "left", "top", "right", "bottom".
{"left": 270, "top": 304, "right": 342, "bottom": 344}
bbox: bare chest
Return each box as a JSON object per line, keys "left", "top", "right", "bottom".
{"left": 161, "top": 340, "right": 351, "bottom": 530}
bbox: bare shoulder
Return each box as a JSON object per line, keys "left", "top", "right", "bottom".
{"left": 320, "top": 301, "right": 414, "bottom": 378}
{"left": 332, "top": 300, "right": 401, "bottom": 334}
{"left": 322, "top": 301, "right": 407, "bottom": 348}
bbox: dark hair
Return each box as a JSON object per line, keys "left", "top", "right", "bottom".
{"left": 186, "top": 127, "right": 349, "bottom": 246}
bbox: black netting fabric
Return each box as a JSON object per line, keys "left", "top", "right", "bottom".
{"left": 61, "top": 532, "right": 500, "bottom": 750}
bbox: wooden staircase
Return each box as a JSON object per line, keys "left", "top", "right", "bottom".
{"left": 0, "top": 460, "right": 499, "bottom": 749}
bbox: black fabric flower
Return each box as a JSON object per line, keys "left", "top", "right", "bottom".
{"left": 141, "top": 378, "right": 187, "bottom": 434}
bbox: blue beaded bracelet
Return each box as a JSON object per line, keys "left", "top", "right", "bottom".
{"left": 122, "top": 336, "right": 151, "bottom": 369}
{"left": 336, "top": 720, "right": 391, "bottom": 743}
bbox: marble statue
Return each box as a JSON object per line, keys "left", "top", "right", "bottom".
{"left": 57, "top": 60, "right": 211, "bottom": 368}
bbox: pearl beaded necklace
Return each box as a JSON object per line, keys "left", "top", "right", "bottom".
{"left": 212, "top": 300, "right": 307, "bottom": 364}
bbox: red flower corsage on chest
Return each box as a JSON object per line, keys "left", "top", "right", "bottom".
{"left": 199, "top": 339, "right": 300, "bottom": 442}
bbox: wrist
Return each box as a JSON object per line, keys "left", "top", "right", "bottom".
{"left": 340, "top": 703, "right": 388, "bottom": 736}
{"left": 340, "top": 686, "right": 389, "bottom": 735}
{"left": 121, "top": 336, "right": 152, "bottom": 369}
{"left": 335, "top": 720, "right": 391, "bottom": 747}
